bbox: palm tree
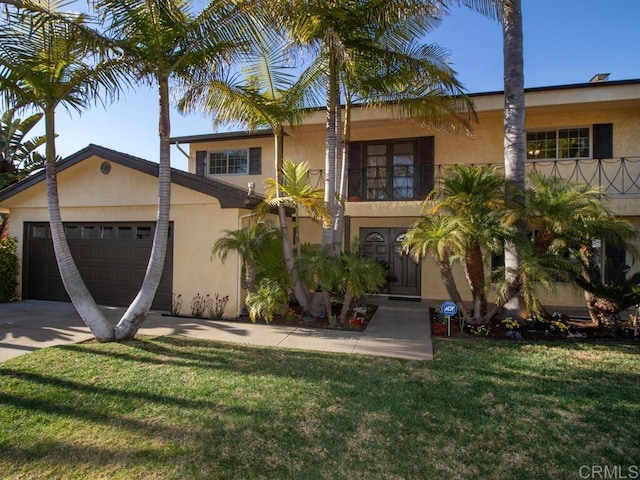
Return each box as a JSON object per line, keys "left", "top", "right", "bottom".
{"left": 500, "top": 0, "right": 526, "bottom": 317}
{"left": 178, "top": 29, "right": 325, "bottom": 312}
{"left": 428, "top": 165, "right": 515, "bottom": 323}
{"left": 0, "top": 1, "right": 128, "bottom": 342}
{"left": 261, "top": 159, "right": 329, "bottom": 257}
{"left": 212, "top": 221, "right": 280, "bottom": 295}
{"left": 94, "top": 0, "right": 257, "bottom": 339}
{"left": 282, "top": 0, "right": 476, "bottom": 251}
{"left": 525, "top": 173, "right": 638, "bottom": 326}
{"left": 0, "top": 108, "right": 47, "bottom": 188}
{"left": 403, "top": 214, "right": 471, "bottom": 323}
{"left": 336, "top": 238, "right": 387, "bottom": 323}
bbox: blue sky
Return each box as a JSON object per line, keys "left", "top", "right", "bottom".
{"left": 42, "top": 0, "right": 640, "bottom": 172}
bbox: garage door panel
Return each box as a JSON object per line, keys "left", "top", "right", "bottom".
{"left": 25, "top": 222, "right": 173, "bottom": 310}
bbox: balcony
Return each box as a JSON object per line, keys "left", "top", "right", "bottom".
{"left": 309, "top": 156, "right": 640, "bottom": 201}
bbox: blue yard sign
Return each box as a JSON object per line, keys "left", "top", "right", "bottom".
{"left": 440, "top": 301, "right": 458, "bottom": 337}
{"left": 441, "top": 301, "right": 458, "bottom": 317}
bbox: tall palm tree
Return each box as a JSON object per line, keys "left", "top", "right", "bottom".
{"left": 178, "top": 29, "right": 325, "bottom": 312}
{"left": 0, "top": 1, "right": 126, "bottom": 341}
{"left": 94, "top": 0, "right": 257, "bottom": 339}
{"left": 283, "top": 0, "right": 476, "bottom": 251}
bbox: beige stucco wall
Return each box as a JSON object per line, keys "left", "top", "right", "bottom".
{"left": 182, "top": 83, "right": 640, "bottom": 311}
{"left": 0, "top": 155, "right": 246, "bottom": 317}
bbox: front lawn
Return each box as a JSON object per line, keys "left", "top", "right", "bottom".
{"left": 1, "top": 337, "right": 638, "bottom": 479}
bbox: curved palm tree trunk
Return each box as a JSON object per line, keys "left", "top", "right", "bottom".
{"left": 115, "top": 75, "right": 172, "bottom": 340}
{"left": 44, "top": 108, "right": 114, "bottom": 342}
{"left": 438, "top": 252, "right": 472, "bottom": 325}
{"left": 502, "top": 0, "right": 526, "bottom": 318}
{"left": 273, "top": 126, "right": 310, "bottom": 311}
{"left": 463, "top": 244, "right": 487, "bottom": 323}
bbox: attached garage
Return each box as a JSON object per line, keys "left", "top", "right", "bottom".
{"left": 0, "top": 144, "right": 259, "bottom": 316}
{"left": 23, "top": 222, "right": 173, "bottom": 310}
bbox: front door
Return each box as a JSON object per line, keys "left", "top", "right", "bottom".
{"left": 360, "top": 227, "right": 421, "bottom": 297}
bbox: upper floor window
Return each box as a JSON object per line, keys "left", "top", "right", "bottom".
{"left": 527, "top": 127, "right": 590, "bottom": 160}
{"left": 196, "top": 147, "right": 261, "bottom": 177}
{"left": 209, "top": 149, "right": 249, "bottom": 175}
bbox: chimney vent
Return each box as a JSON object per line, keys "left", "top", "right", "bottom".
{"left": 589, "top": 73, "right": 610, "bottom": 83}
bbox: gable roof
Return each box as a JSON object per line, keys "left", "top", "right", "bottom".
{"left": 0, "top": 144, "right": 260, "bottom": 209}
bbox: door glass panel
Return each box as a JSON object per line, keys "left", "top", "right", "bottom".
{"left": 366, "top": 144, "right": 387, "bottom": 200}
{"left": 365, "top": 232, "right": 385, "bottom": 242}
{"left": 393, "top": 143, "right": 414, "bottom": 199}
{"left": 32, "top": 225, "right": 48, "bottom": 238}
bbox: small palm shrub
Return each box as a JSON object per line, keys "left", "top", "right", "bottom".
{"left": 0, "top": 237, "right": 18, "bottom": 302}
{"left": 245, "top": 279, "right": 288, "bottom": 324}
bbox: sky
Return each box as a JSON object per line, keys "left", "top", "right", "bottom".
{"left": 35, "top": 0, "right": 640, "bottom": 172}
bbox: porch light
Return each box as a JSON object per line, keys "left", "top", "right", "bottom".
{"left": 247, "top": 182, "right": 255, "bottom": 196}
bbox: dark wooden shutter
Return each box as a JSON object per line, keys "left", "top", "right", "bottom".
{"left": 249, "top": 147, "right": 261, "bottom": 175}
{"left": 347, "top": 141, "right": 363, "bottom": 198}
{"left": 415, "top": 136, "right": 435, "bottom": 199}
{"left": 195, "top": 150, "right": 207, "bottom": 176}
{"left": 593, "top": 123, "right": 613, "bottom": 159}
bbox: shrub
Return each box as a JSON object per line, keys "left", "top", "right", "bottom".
{"left": 190, "top": 293, "right": 211, "bottom": 318}
{"left": 207, "top": 293, "right": 229, "bottom": 319}
{"left": 245, "top": 279, "right": 288, "bottom": 324}
{"left": 0, "top": 237, "right": 18, "bottom": 303}
{"left": 171, "top": 293, "right": 183, "bottom": 315}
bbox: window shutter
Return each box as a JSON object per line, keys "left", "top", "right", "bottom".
{"left": 593, "top": 123, "right": 613, "bottom": 159}
{"left": 195, "top": 151, "right": 207, "bottom": 176}
{"left": 415, "top": 136, "right": 435, "bottom": 199}
{"left": 249, "top": 147, "right": 261, "bottom": 175}
{"left": 347, "top": 141, "right": 363, "bottom": 198}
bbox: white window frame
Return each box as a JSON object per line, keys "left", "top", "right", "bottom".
{"left": 207, "top": 149, "right": 249, "bottom": 176}
{"left": 526, "top": 126, "right": 591, "bottom": 160}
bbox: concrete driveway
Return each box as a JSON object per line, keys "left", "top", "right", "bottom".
{"left": 0, "top": 299, "right": 433, "bottom": 362}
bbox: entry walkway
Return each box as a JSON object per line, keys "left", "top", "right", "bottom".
{"left": 0, "top": 299, "right": 433, "bottom": 363}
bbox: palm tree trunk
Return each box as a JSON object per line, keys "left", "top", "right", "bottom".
{"left": 463, "top": 245, "right": 487, "bottom": 322}
{"left": 439, "top": 253, "right": 472, "bottom": 325}
{"left": 502, "top": 0, "right": 526, "bottom": 318}
{"left": 44, "top": 107, "right": 114, "bottom": 342}
{"left": 334, "top": 97, "right": 351, "bottom": 251}
{"left": 322, "top": 51, "right": 338, "bottom": 251}
{"left": 274, "top": 126, "right": 310, "bottom": 311}
{"left": 115, "top": 75, "right": 172, "bottom": 340}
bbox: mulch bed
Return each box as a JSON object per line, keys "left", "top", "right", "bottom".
{"left": 165, "top": 303, "right": 378, "bottom": 333}
{"left": 429, "top": 307, "right": 640, "bottom": 341}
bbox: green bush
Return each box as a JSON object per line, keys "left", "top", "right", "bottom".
{"left": 0, "top": 237, "right": 18, "bottom": 302}
{"left": 245, "top": 278, "right": 288, "bottom": 324}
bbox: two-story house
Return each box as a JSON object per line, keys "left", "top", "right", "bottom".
{"left": 1, "top": 78, "right": 639, "bottom": 315}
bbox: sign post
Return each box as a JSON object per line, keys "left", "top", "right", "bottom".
{"left": 440, "top": 301, "right": 458, "bottom": 337}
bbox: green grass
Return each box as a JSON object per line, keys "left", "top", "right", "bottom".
{"left": 1, "top": 337, "right": 639, "bottom": 479}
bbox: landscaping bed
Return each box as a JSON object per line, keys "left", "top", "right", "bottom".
{"left": 429, "top": 307, "right": 640, "bottom": 341}
{"left": 166, "top": 302, "right": 378, "bottom": 332}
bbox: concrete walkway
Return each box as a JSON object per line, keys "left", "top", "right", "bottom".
{"left": 0, "top": 299, "right": 433, "bottom": 363}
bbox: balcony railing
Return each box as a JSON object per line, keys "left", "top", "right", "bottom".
{"left": 308, "top": 157, "right": 640, "bottom": 201}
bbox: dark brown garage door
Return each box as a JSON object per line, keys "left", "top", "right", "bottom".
{"left": 23, "top": 222, "right": 173, "bottom": 311}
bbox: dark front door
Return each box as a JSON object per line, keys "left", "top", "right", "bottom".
{"left": 360, "top": 227, "right": 421, "bottom": 297}
{"left": 24, "top": 222, "right": 173, "bottom": 311}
